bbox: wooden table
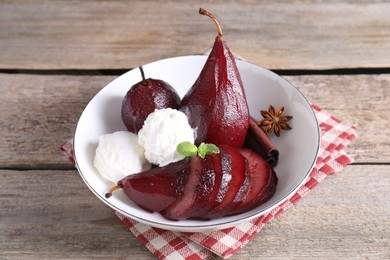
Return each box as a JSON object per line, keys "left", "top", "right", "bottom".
{"left": 1, "top": 1, "right": 389, "bottom": 259}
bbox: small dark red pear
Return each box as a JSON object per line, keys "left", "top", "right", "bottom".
{"left": 121, "top": 66, "right": 180, "bottom": 133}
{"left": 179, "top": 8, "right": 250, "bottom": 147}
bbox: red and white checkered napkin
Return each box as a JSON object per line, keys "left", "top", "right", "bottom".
{"left": 61, "top": 104, "right": 357, "bottom": 259}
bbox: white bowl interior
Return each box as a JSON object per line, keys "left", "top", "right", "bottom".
{"left": 74, "top": 56, "right": 320, "bottom": 232}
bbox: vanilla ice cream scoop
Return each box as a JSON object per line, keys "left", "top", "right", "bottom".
{"left": 94, "top": 131, "right": 151, "bottom": 183}
{"left": 138, "top": 108, "right": 195, "bottom": 166}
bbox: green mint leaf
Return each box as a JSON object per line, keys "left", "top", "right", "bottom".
{"left": 197, "top": 142, "right": 220, "bottom": 158}
{"left": 177, "top": 142, "right": 220, "bottom": 159}
{"left": 176, "top": 141, "right": 197, "bottom": 158}
{"left": 204, "top": 143, "right": 220, "bottom": 154}
{"left": 197, "top": 142, "right": 207, "bottom": 158}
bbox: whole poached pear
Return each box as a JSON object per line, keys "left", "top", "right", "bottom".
{"left": 121, "top": 66, "right": 180, "bottom": 133}
{"left": 180, "top": 8, "right": 250, "bottom": 147}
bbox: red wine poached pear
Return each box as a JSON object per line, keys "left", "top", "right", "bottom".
{"left": 121, "top": 66, "right": 180, "bottom": 133}
{"left": 179, "top": 8, "right": 250, "bottom": 147}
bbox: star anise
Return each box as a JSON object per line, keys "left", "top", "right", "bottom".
{"left": 257, "top": 105, "right": 293, "bottom": 137}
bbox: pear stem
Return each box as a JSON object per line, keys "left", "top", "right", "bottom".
{"left": 139, "top": 66, "right": 147, "bottom": 86}
{"left": 199, "top": 8, "right": 223, "bottom": 36}
{"left": 105, "top": 184, "right": 122, "bottom": 198}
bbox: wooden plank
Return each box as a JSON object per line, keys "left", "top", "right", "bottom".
{"left": 0, "top": 165, "right": 388, "bottom": 258}
{"left": 0, "top": 74, "right": 113, "bottom": 168}
{"left": 286, "top": 74, "right": 390, "bottom": 164}
{"left": 1, "top": 73, "right": 387, "bottom": 167}
{"left": 0, "top": 1, "right": 389, "bottom": 70}
{"left": 0, "top": 169, "right": 154, "bottom": 259}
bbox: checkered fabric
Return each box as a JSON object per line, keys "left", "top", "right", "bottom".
{"left": 61, "top": 103, "right": 357, "bottom": 259}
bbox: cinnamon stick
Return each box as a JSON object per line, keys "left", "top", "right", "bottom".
{"left": 244, "top": 117, "right": 279, "bottom": 167}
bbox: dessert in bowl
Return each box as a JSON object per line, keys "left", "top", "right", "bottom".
{"left": 73, "top": 9, "right": 320, "bottom": 232}
{"left": 73, "top": 55, "right": 320, "bottom": 231}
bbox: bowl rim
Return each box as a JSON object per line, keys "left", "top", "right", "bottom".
{"left": 73, "top": 55, "right": 321, "bottom": 231}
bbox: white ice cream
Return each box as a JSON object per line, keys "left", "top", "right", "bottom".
{"left": 138, "top": 108, "right": 195, "bottom": 167}
{"left": 94, "top": 131, "right": 151, "bottom": 183}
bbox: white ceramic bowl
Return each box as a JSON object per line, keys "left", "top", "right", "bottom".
{"left": 74, "top": 56, "right": 320, "bottom": 232}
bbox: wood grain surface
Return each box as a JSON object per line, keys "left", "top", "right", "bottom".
{"left": 0, "top": 0, "right": 389, "bottom": 70}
